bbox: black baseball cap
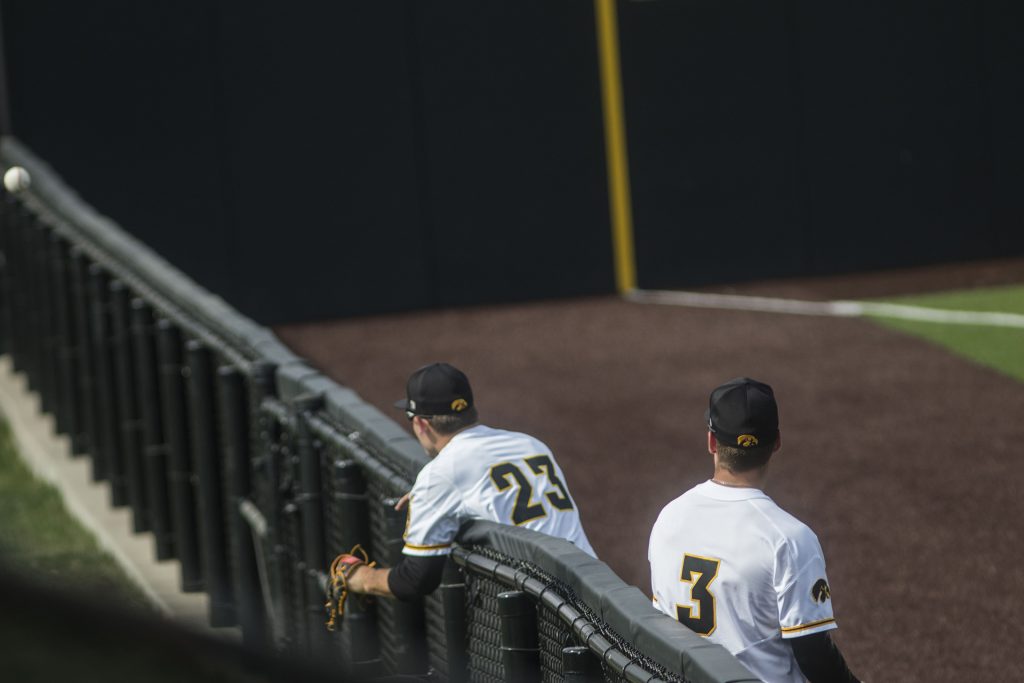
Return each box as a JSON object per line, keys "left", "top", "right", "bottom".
{"left": 394, "top": 362, "right": 474, "bottom": 417}
{"left": 705, "top": 377, "right": 779, "bottom": 449}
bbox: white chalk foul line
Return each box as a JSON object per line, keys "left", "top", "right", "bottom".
{"left": 626, "top": 290, "right": 1024, "bottom": 329}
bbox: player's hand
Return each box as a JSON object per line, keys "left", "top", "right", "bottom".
{"left": 324, "top": 545, "right": 376, "bottom": 631}
{"left": 395, "top": 492, "right": 411, "bottom": 511}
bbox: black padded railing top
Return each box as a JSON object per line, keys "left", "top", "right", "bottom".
{"left": 0, "top": 136, "right": 758, "bottom": 683}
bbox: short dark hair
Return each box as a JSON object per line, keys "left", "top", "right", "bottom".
{"left": 424, "top": 407, "right": 478, "bottom": 435}
{"left": 716, "top": 439, "right": 775, "bottom": 473}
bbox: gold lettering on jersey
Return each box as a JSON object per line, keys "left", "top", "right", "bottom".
{"left": 451, "top": 398, "right": 469, "bottom": 412}
{"left": 736, "top": 434, "right": 759, "bottom": 447}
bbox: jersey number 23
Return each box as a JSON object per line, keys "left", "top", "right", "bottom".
{"left": 489, "top": 456, "right": 574, "bottom": 525}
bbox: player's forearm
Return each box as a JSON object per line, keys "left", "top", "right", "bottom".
{"left": 348, "top": 566, "right": 394, "bottom": 598}
{"left": 790, "top": 632, "right": 860, "bottom": 683}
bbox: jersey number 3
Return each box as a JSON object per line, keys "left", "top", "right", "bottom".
{"left": 677, "top": 554, "right": 721, "bottom": 636}
{"left": 490, "top": 455, "right": 574, "bottom": 525}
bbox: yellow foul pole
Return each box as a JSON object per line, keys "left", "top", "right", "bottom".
{"left": 594, "top": 0, "right": 637, "bottom": 293}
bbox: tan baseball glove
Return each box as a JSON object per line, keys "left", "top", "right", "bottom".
{"left": 324, "top": 544, "right": 376, "bottom": 631}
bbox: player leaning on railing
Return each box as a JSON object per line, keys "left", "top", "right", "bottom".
{"left": 649, "top": 378, "right": 860, "bottom": 683}
{"left": 326, "top": 363, "right": 595, "bottom": 623}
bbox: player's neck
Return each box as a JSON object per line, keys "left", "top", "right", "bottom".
{"left": 711, "top": 467, "right": 766, "bottom": 489}
{"left": 430, "top": 423, "right": 478, "bottom": 456}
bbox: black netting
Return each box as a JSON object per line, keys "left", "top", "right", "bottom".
{"left": 375, "top": 595, "right": 401, "bottom": 674}
{"left": 464, "top": 572, "right": 504, "bottom": 682}
{"left": 260, "top": 419, "right": 307, "bottom": 653}
{"left": 362, "top": 465, "right": 396, "bottom": 563}
{"left": 538, "top": 600, "right": 580, "bottom": 683}
{"left": 321, "top": 451, "right": 344, "bottom": 558}
{"left": 424, "top": 589, "right": 448, "bottom": 679}
{"left": 365, "top": 475, "right": 401, "bottom": 673}
{"left": 466, "top": 546, "right": 689, "bottom": 683}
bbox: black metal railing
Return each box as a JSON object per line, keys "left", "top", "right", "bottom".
{"left": 0, "top": 137, "right": 757, "bottom": 683}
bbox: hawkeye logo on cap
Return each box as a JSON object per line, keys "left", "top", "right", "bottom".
{"left": 737, "top": 434, "right": 759, "bottom": 447}
{"left": 451, "top": 398, "right": 468, "bottom": 412}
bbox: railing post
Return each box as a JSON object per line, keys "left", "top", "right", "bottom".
{"left": 17, "top": 208, "right": 35, "bottom": 383}
{"left": 7, "top": 203, "right": 29, "bottom": 375}
{"left": 498, "top": 591, "right": 541, "bottom": 683}
{"left": 246, "top": 362, "right": 281, "bottom": 643}
{"left": 110, "top": 279, "right": 149, "bottom": 532}
{"left": 156, "top": 319, "right": 203, "bottom": 592}
{"left": 32, "top": 216, "right": 57, "bottom": 415}
{"left": 294, "top": 393, "right": 329, "bottom": 656}
{"left": 283, "top": 497, "right": 308, "bottom": 653}
{"left": 48, "top": 232, "right": 78, "bottom": 441}
{"left": 67, "top": 247, "right": 95, "bottom": 456}
{"left": 329, "top": 459, "right": 380, "bottom": 678}
{"left": 563, "top": 645, "right": 602, "bottom": 682}
{"left": 185, "top": 339, "right": 236, "bottom": 627}
{"left": 249, "top": 403, "right": 306, "bottom": 652}
{"left": 382, "top": 500, "right": 429, "bottom": 676}
{"left": 441, "top": 558, "right": 469, "bottom": 683}
{"left": 21, "top": 206, "right": 39, "bottom": 382}
{"left": 268, "top": 414, "right": 309, "bottom": 655}
{"left": 8, "top": 202, "right": 32, "bottom": 376}
{"left": 256, "top": 399, "right": 291, "bottom": 648}
{"left": 88, "top": 263, "right": 123, "bottom": 500}
{"left": 0, "top": 197, "right": 11, "bottom": 356}
{"left": 22, "top": 210, "right": 36, "bottom": 383}
{"left": 132, "top": 299, "right": 174, "bottom": 559}
{"left": 218, "top": 364, "right": 267, "bottom": 648}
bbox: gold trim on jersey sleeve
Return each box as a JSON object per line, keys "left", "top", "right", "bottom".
{"left": 780, "top": 617, "right": 837, "bottom": 635}
{"left": 402, "top": 541, "right": 453, "bottom": 552}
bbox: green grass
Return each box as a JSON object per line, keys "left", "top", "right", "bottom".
{"left": 866, "top": 284, "right": 1024, "bottom": 382}
{"left": 0, "top": 419, "right": 153, "bottom": 611}
{"left": 874, "top": 283, "right": 1024, "bottom": 314}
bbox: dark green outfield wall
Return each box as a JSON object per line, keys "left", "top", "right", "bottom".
{"left": 0, "top": 1, "right": 612, "bottom": 323}
{"left": 619, "top": 0, "right": 1024, "bottom": 289}
{"left": 2, "top": 1, "right": 1023, "bottom": 323}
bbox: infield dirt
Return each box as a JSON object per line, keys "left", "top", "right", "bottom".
{"left": 277, "top": 257, "right": 1024, "bottom": 682}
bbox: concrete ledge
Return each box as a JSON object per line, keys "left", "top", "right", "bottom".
{"left": 0, "top": 354, "right": 237, "bottom": 639}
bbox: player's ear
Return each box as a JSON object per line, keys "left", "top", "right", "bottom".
{"left": 707, "top": 431, "right": 718, "bottom": 456}
{"left": 411, "top": 415, "right": 428, "bottom": 436}
{"left": 773, "top": 432, "right": 782, "bottom": 452}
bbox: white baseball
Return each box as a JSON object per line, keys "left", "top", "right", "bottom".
{"left": 3, "top": 166, "right": 32, "bottom": 193}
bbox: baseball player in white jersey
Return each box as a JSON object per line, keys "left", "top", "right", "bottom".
{"left": 649, "top": 378, "right": 859, "bottom": 683}
{"left": 400, "top": 422, "right": 595, "bottom": 558}
{"left": 341, "top": 362, "right": 594, "bottom": 602}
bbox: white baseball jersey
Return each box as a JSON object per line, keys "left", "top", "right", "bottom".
{"left": 402, "top": 425, "right": 595, "bottom": 558}
{"left": 649, "top": 480, "right": 837, "bottom": 683}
